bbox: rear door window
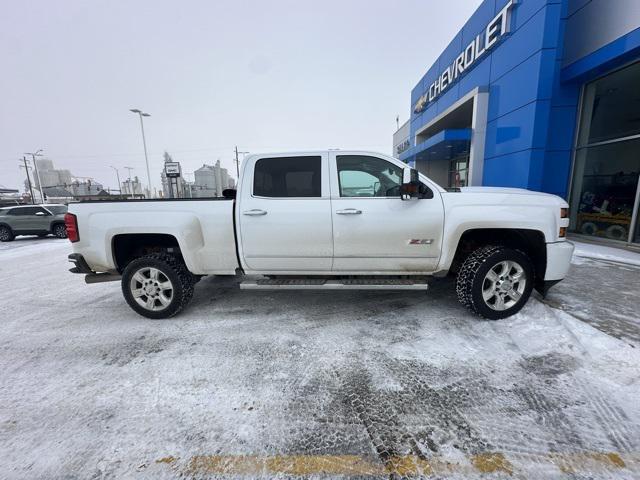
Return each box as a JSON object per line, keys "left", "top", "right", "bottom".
{"left": 8, "top": 207, "right": 37, "bottom": 216}
{"left": 253, "top": 156, "right": 322, "bottom": 197}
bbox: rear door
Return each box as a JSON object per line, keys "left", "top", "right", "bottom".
{"left": 237, "top": 153, "right": 333, "bottom": 272}
{"left": 329, "top": 152, "right": 444, "bottom": 273}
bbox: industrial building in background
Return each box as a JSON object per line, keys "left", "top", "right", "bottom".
{"left": 159, "top": 152, "right": 235, "bottom": 198}
{"left": 393, "top": 0, "right": 640, "bottom": 245}
{"left": 24, "top": 158, "right": 106, "bottom": 202}
{"left": 193, "top": 160, "right": 235, "bottom": 198}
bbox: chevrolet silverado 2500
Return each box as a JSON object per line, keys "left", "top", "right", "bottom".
{"left": 66, "top": 151, "right": 573, "bottom": 320}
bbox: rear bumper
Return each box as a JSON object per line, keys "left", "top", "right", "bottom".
{"left": 68, "top": 253, "right": 94, "bottom": 274}
{"left": 544, "top": 241, "right": 574, "bottom": 281}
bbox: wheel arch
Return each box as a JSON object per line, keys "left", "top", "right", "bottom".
{"left": 111, "top": 233, "right": 183, "bottom": 273}
{"left": 449, "top": 228, "right": 547, "bottom": 281}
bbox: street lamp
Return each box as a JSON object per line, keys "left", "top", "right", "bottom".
{"left": 109, "top": 166, "right": 121, "bottom": 194}
{"left": 130, "top": 108, "right": 152, "bottom": 198}
{"left": 24, "top": 149, "right": 44, "bottom": 203}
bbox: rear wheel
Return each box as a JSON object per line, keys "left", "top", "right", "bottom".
{"left": 53, "top": 223, "right": 67, "bottom": 239}
{"left": 121, "top": 253, "right": 195, "bottom": 319}
{"left": 0, "top": 226, "right": 14, "bottom": 242}
{"left": 456, "top": 245, "right": 534, "bottom": 320}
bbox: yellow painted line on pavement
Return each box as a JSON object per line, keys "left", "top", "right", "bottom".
{"left": 549, "top": 451, "right": 626, "bottom": 474}
{"left": 155, "top": 451, "right": 631, "bottom": 477}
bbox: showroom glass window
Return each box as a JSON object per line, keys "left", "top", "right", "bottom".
{"left": 337, "top": 155, "right": 403, "bottom": 197}
{"left": 253, "top": 156, "right": 321, "bottom": 197}
{"left": 569, "top": 61, "right": 640, "bottom": 244}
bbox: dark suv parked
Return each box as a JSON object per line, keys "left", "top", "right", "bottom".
{"left": 0, "top": 204, "right": 68, "bottom": 241}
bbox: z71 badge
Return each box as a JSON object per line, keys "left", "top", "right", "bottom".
{"left": 408, "top": 239, "right": 433, "bottom": 245}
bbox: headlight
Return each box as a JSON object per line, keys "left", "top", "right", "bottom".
{"left": 560, "top": 208, "right": 569, "bottom": 218}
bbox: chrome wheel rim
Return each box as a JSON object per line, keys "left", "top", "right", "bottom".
{"left": 0, "top": 228, "right": 9, "bottom": 240}
{"left": 482, "top": 260, "right": 526, "bottom": 311}
{"left": 55, "top": 225, "right": 66, "bottom": 237}
{"left": 129, "top": 267, "right": 174, "bottom": 311}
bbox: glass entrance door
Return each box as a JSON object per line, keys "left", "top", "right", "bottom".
{"left": 448, "top": 154, "right": 470, "bottom": 188}
{"left": 570, "top": 61, "right": 640, "bottom": 244}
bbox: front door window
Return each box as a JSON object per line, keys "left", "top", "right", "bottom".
{"left": 337, "top": 155, "right": 403, "bottom": 197}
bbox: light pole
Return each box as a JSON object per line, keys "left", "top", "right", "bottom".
{"left": 25, "top": 149, "right": 44, "bottom": 203}
{"left": 124, "top": 166, "right": 134, "bottom": 199}
{"left": 109, "top": 166, "right": 122, "bottom": 195}
{"left": 130, "top": 108, "right": 152, "bottom": 198}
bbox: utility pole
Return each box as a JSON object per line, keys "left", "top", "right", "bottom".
{"left": 234, "top": 146, "right": 249, "bottom": 181}
{"left": 129, "top": 109, "right": 152, "bottom": 198}
{"left": 124, "top": 166, "right": 135, "bottom": 199}
{"left": 109, "top": 166, "right": 122, "bottom": 194}
{"left": 25, "top": 149, "right": 44, "bottom": 203}
{"left": 20, "top": 157, "right": 36, "bottom": 204}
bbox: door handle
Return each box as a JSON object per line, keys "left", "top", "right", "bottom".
{"left": 243, "top": 209, "right": 267, "bottom": 216}
{"left": 336, "top": 208, "right": 362, "bottom": 215}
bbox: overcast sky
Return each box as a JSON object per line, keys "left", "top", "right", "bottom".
{"left": 1, "top": 0, "right": 482, "bottom": 192}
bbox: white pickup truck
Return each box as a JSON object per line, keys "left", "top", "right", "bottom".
{"left": 66, "top": 150, "right": 573, "bottom": 320}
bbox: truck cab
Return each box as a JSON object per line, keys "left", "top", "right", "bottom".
{"left": 236, "top": 151, "right": 444, "bottom": 274}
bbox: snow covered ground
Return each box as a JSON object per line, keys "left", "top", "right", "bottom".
{"left": 0, "top": 238, "right": 639, "bottom": 479}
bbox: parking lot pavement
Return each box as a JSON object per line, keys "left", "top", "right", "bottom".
{"left": 1, "top": 238, "right": 639, "bottom": 479}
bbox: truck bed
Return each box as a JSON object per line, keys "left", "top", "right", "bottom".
{"left": 69, "top": 198, "right": 238, "bottom": 275}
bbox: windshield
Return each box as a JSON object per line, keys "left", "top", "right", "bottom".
{"left": 45, "top": 206, "right": 67, "bottom": 215}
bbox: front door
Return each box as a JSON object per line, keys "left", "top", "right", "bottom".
{"left": 329, "top": 153, "right": 444, "bottom": 273}
{"left": 237, "top": 153, "right": 333, "bottom": 272}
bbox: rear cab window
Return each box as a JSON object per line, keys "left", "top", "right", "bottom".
{"left": 253, "top": 156, "right": 322, "bottom": 198}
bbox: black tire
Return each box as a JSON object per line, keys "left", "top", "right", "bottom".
{"left": 121, "top": 253, "right": 195, "bottom": 319}
{"left": 0, "top": 225, "right": 14, "bottom": 242}
{"left": 456, "top": 245, "right": 534, "bottom": 320}
{"left": 52, "top": 223, "right": 67, "bottom": 239}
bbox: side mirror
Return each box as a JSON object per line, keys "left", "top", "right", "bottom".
{"left": 222, "top": 188, "right": 237, "bottom": 199}
{"left": 400, "top": 167, "right": 420, "bottom": 200}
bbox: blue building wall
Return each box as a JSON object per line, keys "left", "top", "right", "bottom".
{"left": 407, "top": 0, "right": 640, "bottom": 199}
{"left": 409, "top": 0, "right": 579, "bottom": 198}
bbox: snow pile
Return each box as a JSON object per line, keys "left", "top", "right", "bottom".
{"left": 572, "top": 240, "right": 640, "bottom": 266}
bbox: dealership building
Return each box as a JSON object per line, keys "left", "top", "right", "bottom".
{"left": 393, "top": 0, "right": 640, "bottom": 245}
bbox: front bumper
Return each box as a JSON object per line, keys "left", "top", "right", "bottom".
{"left": 545, "top": 241, "right": 575, "bottom": 281}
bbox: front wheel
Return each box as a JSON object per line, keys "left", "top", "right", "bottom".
{"left": 456, "top": 245, "right": 534, "bottom": 320}
{"left": 121, "top": 253, "right": 195, "bottom": 319}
